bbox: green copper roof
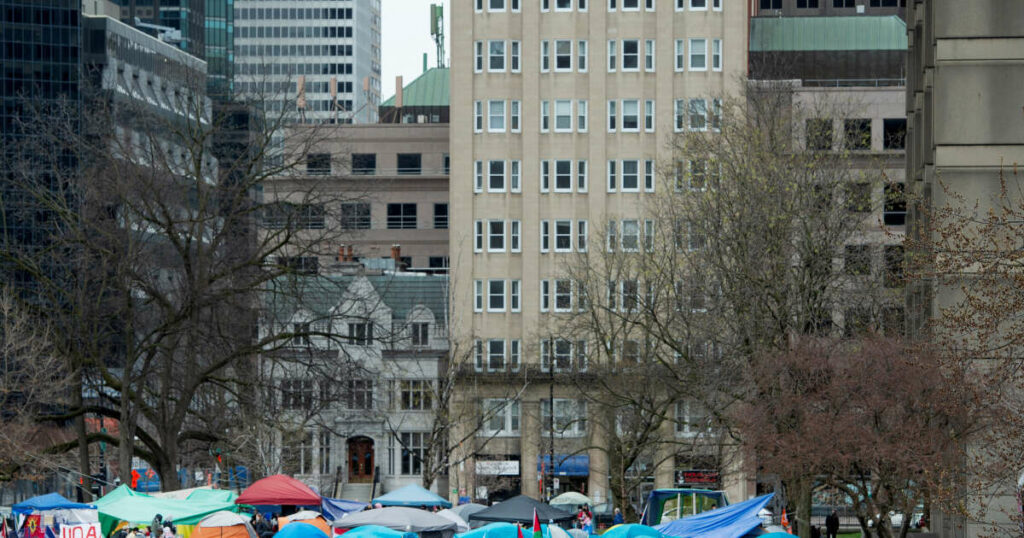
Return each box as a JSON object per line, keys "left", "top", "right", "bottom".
{"left": 750, "top": 16, "right": 907, "bottom": 52}
{"left": 381, "top": 67, "right": 450, "bottom": 107}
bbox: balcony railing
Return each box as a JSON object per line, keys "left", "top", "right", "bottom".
{"left": 803, "top": 78, "right": 906, "bottom": 88}
{"left": 350, "top": 167, "right": 449, "bottom": 176}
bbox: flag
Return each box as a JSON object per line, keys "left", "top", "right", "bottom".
{"left": 532, "top": 509, "right": 542, "bottom": 538}
{"left": 780, "top": 508, "right": 790, "bottom": 532}
{"left": 516, "top": 523, "right": 524, "bottom": 538}
{"left": 24, "top": 515, "right": 44, "bottom": 538}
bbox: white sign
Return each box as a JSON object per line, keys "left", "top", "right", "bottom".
{"left": 476, "top": 460, "right": 520, "bottom": 476}
{"left": 60, "top": 523, "right": 102, "bottom": 538}
{"left": 553, "top": 478, "right": 560, "bottom": 490}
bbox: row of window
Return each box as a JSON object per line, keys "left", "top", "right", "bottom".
{"left": 235, "top": 25, "right": 354, "bottom": 39}
{"left": 480, "top": 397, "right": 709, "bottom": 438}
{"left": 472, "top": 159, "right": 716, "bottom": 194}
{"left": 806, "top": 117, "right": 907, "bottom": 151}
{"left": 472, "top": 97, "right": 720, "bottom": 134}
{"left": 262, "top": 202, "right": 448, "bottom": 230}
{"left": 236, "top": 62, "right": 353, "bottom": 75}
{"left": 473, "top": 38, "right": 722, "bottom": 74}
{"left": 471, "top": 218, "right": 706, "bottom": 256}
{"left": 760, "top": 0, "right": 905, "bottom": 9}
{"left": 235, "top": 7, "right": 353, "bottom": 20}
{"left": 280, "top": 378, "right": 430, "bottom": 412}
{"left": 236, "top": 44, "right": 352, "bottom": 58}
{"left": 475, "top": 0, "right": 722, "bottom": 13}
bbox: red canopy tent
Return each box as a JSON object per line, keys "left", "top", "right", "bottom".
{"left": 235, "top": 475, "right": 322, "bottom": 506}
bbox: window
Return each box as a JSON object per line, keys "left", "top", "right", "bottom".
{"left": 622, "top": 100, "right": 640, "bottom": 131}
{"left": 542, "top": 399, "right": 587, "bottom": 436}
{"left": 541, "top": 220, "right": 551, "bottom": 252}
{"left": 511, "top": 100, "right": 521, "bottom": 132}
{"left": 688, "top": 223, "right": 706, "bottom": 250}
{"left": 291, "top": 322, "right": 311, "bottom": 347}
{"left": 844, "top": 119, "right": 872, "bottom": 150}
{"left": 607, "top": 221, "right": 617, "bottom": 252}
{"left": 474, "top": 101, "right": 483, "bottom": 133}
{"left": 400, "top": 380, "right": 431, "bottom": 410}
{"left": 399, "top": 432, "right": 424, "bottom": 476}
{"left": 555, "top": 220, "right": 573, "bottom": 251}
{"left": 541, "top": 279, "right": 551, "bottom": 311}
{"left": 397, "top": 153, "right": 421, "bottom": 174}
{"left": 689, "top": 160, "right": 707, "bottom": 191}
{"left": 541, "top": 161, "right": 551, "bottom": 192}
{"left": 885, "top": 245, "right": 904, "bottom": 288}
{"left": 622, "top": 40, "right": 639, "bottom": 70}
{"left": 555, "top": 100, "right": 573, "bottom": 132}
{"left": 488, "top": 100, "right": 505, "bottom": 132}
{"left": 511, "top": 280, "right": 521, "bottom": 311}
{"left": 482, "top": 399, "right": 520, "bottom": 435}
{"left": 675, "top": 401, "right": 709, "bottom": 435}
{"left": 608, "top": 100, "right": 617, "bottom": 131}
{"left": 689, "top": 99, "right": 707, "bottom": 131}
{"left": 713, "top": 0, "right": 722, "bottom": 9}
{"left": 644, "top": 40, "right": 655, "bottom": 71}
{"left": 511, "top": 41, "right": 521, "bottom": 72}
{"left": 607, "top": 160, "right": 617, "bottom": 191}
{"left": 620, "top": 338, "right": 641, "bottom": 361}
{"left": 844, "top": 245, "right": 871, "bottom": 275}
{"left": 347, "top": 322, "right": 373, "bottom": 345}
{"left": 263, "top": 203, "right": 326, "bottom": 230}
{"left": 844, "top": 307, "right": 872, "bottom": 337}
{"left": 622, "top": 160, "right": 640, "bottom": 191}
{"left": 555, "top": 279, "right": 573, "bottom": 310}
{"left": 488, "top": 40, "right": 506, "bottom": 71}
{"left": 556, "top": 0, "right": 572, "bottom": 9}
{"left": 555, "top": 160, "right": 573, "bottom": 191}
{"left": 674, "top": 99, "right": 686, "bottom": 131}
{"left": 607, "top": 40, "right": 617, "bottom": 71}
{"left": 760, "top": 0, "right": 782, "bottom": 8}
{"left": 541, "top": 101, "right": 550, "bottom": 132}
{"left": 307, "top": 153, "right": 331, "bottom": 175}
{"left": 281, "top": 379, "right": 313, "bottom": 410}
{"left": 644, "top": 220, "right": 655, "bottom": 251}
{"left": 341, "top": 202, "right": 371, "bottom": 230}
{"left": 689, "top": 39, "right": 707, "bottom": 71}
{"left": 347, "top": 380, "right": 373, "bottom": 409}
{"left": 578, "top": 100, "right": 588, "bottom": 131}
{"left": 488, "top": 279, "right": 506, "bottom": 311}
{"left": 488, "top": 339, "right": 506, "bottom": 371}
{"left": 489, "top": 0, "right": 506, "bottom": 9}
{"left": 488, "top": 160, "right": 506, "bottom": 191}
{"left": 511, "top": 161, "right": 522, "bottom": 192}
{"left": 577, "top": 160, "right": 589, "bottom": 191}
{"left": 555, "top": 40, "right": 572, "bottom": 71}
{"left": 807, "top": 119, "right": 833, "bottom": 150}
{"left": 846, "top": 182, "right": 872, "bottom": 213}
{"left": 429, "top": 256, "right": 449, "bottom": 270}
{"left": 387, "top": 203, "right": 416, "bottom": 229}
{"left": 475, "top": 161, "right": 484, "bottom": 192}
{"left": 833, "top": 0, "right": 855, "bottom": 7}
{"left": 578, "top": 40, "right": 588, "bottom": 71}
{"left": 675, "top": 40, "right": 685, "bottom": 71}
{"left": 474, "top": 220, "right": 484, "bottom": 252}
{"left": 411, "top": 323, "right": 429, "bottom": 346}
{"left": 884, "top": 182, "right": 907, "bottom": 226}
{"left": 690, "top": 0, "right": 706, "bottom": 8}
{"left": 474, "top": 280, "right": 484, "bottom": 311}
{"left": 541, "top": 40, "right": 551, "bottom": 72}
{"left": 712, "top": 39, "right": 722, "bottom": 71}
{"left": 883, "top": 118, "right": 906, "bottom": 150}
{"left": 622, "top": 0, "right": 640, "bottom": 8}
{"left": 474, "top": 41, "right": 484, "bottom": 72}
{"left": 711, "top": 98, "right": 722, "bottom": 131}
{"left": 796, "top": 0, "right": 818, "bottom": 6}
{"left": 351, "top": 153, "right": 376, "bottom": 175}
{"left": 488, "top": 220, "right": 506, "bottom": 251}
{"left": 644, "top": 100, "right": 655, "bottom": 131}
{"left": 622, "top": 219, "right": 640, "bottom": 251}
{"left": 511, "top": 220, "right": 522, "bottom": 252}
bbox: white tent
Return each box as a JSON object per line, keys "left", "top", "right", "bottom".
{"left": 333, "top": 507, "right": 459, "bottom": 533}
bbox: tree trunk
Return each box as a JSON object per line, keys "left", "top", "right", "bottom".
{"left": 794, "top": 478, "right": 813, "bottom": 538}
{"left": 75, "top": 367, "right": 92, "bottom": 501}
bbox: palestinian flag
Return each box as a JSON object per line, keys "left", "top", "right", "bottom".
{"left": 532, "top": 509, "right": 542, "bottom": 538}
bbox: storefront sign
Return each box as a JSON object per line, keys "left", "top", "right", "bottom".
{"left": 476, "top": 460, "right": 520, "bottom": 476}
{"left": 676, "top": 470, "right": 720, "bottom": 485}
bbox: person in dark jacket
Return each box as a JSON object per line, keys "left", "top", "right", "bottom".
{"left": 825, "top": 510, "right": 840, "bottom": 538}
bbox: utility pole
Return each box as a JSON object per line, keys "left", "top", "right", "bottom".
{"left": 548, "top": 335, "right": 555, "bottom": 502}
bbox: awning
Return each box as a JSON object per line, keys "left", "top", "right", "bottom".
{"left": 537, "top": 454, "right": 590, "bottom": 477}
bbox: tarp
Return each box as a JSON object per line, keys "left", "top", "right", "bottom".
{"left": 320, "top": 499, "right": 366, "bottom": 522}
{"left": 332, "top": 508, "right": 458, "bottom": 533}
{"left": 600, "top": 525, "right": 665, "bottom": 538}
{"left": 468, "top": 496, "right": 574, "bottom": 524}
{"left": 235, "top": 476, "right": 320, "bottom": 507}
{"left": 434, "top": 511, "right": 469, "bottom": 533}
{"left": 548, "top": 493, "right": 592, "bottom": 509}
{"left": 372, "top": 485, "right": 451, "bottom": 509}
{"left": 447, "top": 505, "right": 487, "bottom": 529}
{"left": 13, "top": 494, "right": 96, "bottom": 514}
{"left": 188, "top": 491, "right": 240, "bottom": 504}
{"left": 339, "top": 525, "right": 417, "bottom": 538}
{"left": 654, "top": 494, "right": 775, "bottom": 538}
{"left": 641, "top": 490, "right": 730, "bottom": 526}
{"left": 455, "top": 523, "right": 569, "bottom": 538}
{"left": 275, "top": 522, "right": 328, "bottom": 538}
{"left": 95, "top": 485, "right": 238, "bottom": 538}
{"left": 192, "top": 512, "right": 258, "bottom": 538}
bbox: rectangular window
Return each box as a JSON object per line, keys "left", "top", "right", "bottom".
{"left": 689, "top": 98, "right": 707, "bottom": 131}
{"left": 846, "top": 182, "right": 872, "bottom": 213}
{"left": 398, "top": 432, "right": 424, "bottom": 475}
{"left": 621, "top": 219, "right": 640, "bottom": 251}
{"left": 674, "top": 99, "right": 686, "bottom": 132}
{"left": 511, "top": 41, "right": 521, "bottom": 72}
{"left": 644, "top": 160, "right": 655, "bottom": 192}
{"left": 555, "top": 220, "right": 573, "bottom": 252}
{"left": 577, "top": 220, "right": 588, "bottom": 251}
{"left": 541, "top": 101, "right": 550, "bottom": 132}
{"left": 541, "top": 279, "right": 551, "bottom": 311}
{"left": 474, "top": 41, "right": 484, "bottom": 72}
{"left": 845, "top": 119, "right": 872, "bottom": 150}
{"left": 474, "top": 220, "right": 484, "bottom": 252}
{"left": 607, "top": 40, "right": 617, "bottom": 71}
{"left": 541, "top": 399, "right": 587, "bottom": 436}
{"left": 474, "top": 280, "right": 484, "bottom": 311}
{"left": 555, "top": 40, "right": 572, "bottom": 71}
{"left": 411, "top": 323, "right": 429, "bottom": 347}
{"left": 622, "top": 40, "right": 639, "bottom": 70}
{"left": 510, "top": 220, "right": 522, "bottom": 252}
{"left": 644, "top": 100, "right": 655, "bottom": 131}
{"left": 488, "top": 160, "right": 506, "bottom": 192}
{"left": 433, "top": 203, "right": 448, "bottom": 229}
{"left": 675, "top": 40, "right": 685, "bottom": 71}
{"left": 386, "top": 203, "right": 416, "bottom": 229}
{"left": 690, "top": 0, "right": 707, "bottom": 9}
{"left": 556, "top": 0, "right": 572, "bottom": 9}
{"left": 511, "top": 160, "right": 522, "bottom": 192}
{"left": 689, "top": 38, "right": 707, "bottom": 71}
{"left": 487, "top": 339, "right": 505, "bottom": 371}
{"left": 488, "top": 279, "right": 506, "bottom": 311}
{"left": 397, "top": 153, "right": 421, "bottom": 174}
{"left": 807, "top": 119, "right": 833, "bottom": 150}
{"left": 607, "top": 160, "right": 617, "bottom": 191}
{"left": 578, "top": 40, "right": 588, "bottom": 71}
{"left": 475, "top": 161, "right": 484, "bottom": 192}
{"left": 622, "top": 99, "right": 640, "bottom": 132}
{"left": 607, "top": 221, "right": 617, "bottom": 252}
{"left": 482, "top": 399, "right": 519, "bottom": 435}
{"left": 541, "top": 161, "right": 551, "bottom": 192}
{"left": 644, "top": 220, "right": 655, "bottom": 251}
{"left": 883, "top": 118, "right": 906, "bottom": 150}
{"left": 541, "top": 40, "right": 551, "bottom": 72}
{"left": 712, "top": 39, "right": 722, "bottom": 71}
{"left": 347, "top": 380, "right": 373, "bottom": 410}
{"left": 713, "top": 0, "right": 722, "bottom": 9}
{"left": 346, "top": 322, "right": 374, "bottom": 345}
{"left": 352, "top": 153, "right": 376, "bottom": 175}
{"left": 511, "top": 280, "right": 522, "bottom": 311}
{"left": 510, "top": 340, "right": 521, "bottom": 371}
{"left": 689, "top": 159, "right": 707, "bottom": 190}
{"left": 508, "top": 101, "right": 521, "bottom": 132}
{"left": 489, "top": 0, "right": 506, "bottom": 10}
{"left": 555, "top": 160, "right": 573, "bottom": 191}
{"left": 675, "top": 401, "right": 709, "bottom": 436}
{"left": 622, "top": 160, "right": 640, "bottom": 191}
{"left": 844, "top": 245, "right": 871, "bottom": 275}
{"left": 399, "top": 380, "right": 431, "bottom": 410}
{"left": 711, "top": 98, "right": 723, "bottom": 131}
{"left": 540, "top": 220, "right": 551, "bottom": 252}
{"left": 474, "top": 101, "right": 483, "bottom": 133}
{"left": 607, "top": 100, "right": 617, "bottom": 131}
{"left": 554, "top": 279, "right": 573, "bottom": 311}
{"left": 555, "top": 100, "right": 573, "bottom": 132}
{"left": 488, "top": 220, "right": 506, "bottom": 251}
{"left": 341, "top": 202, "right": 371, "bottom": 230}
{"left": 488, "top": 100, "right": 505, "bottom": 132}
{"left": 488, "top": 40, "right": 506, "bottom": 71}
{"left": 645, "top": 39, "right": 655, "bottom": 71}
{"left": 577, "top": 100, "right": 588, "bottom": 132}
{"left": 884, "top": 182, "right": 907, "bottom": 226}
{"left": 577, "top": 160, "right": 588, "bottom": 192}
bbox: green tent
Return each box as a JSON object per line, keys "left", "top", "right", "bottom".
{"left": 185, "top": 489, "right": 239, "bottom": 504}
{"left": 95, "top": 485, "right": 239, "bottom": 537}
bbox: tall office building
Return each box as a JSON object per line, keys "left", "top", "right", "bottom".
{"left": 205, "top": 0, "right": 234, "bottom": 96}
{"left": 449, "top": 0, "right": 747, "bottom": 503}
{"left": 232, "top": 0, "right": 381, "bottom": 124}
{"left": 114, "top": 0, "right": 206, "bottom": 59}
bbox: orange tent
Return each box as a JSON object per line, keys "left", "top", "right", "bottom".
{"left": 280, "top": 511, "right": 331, "bottom": 536}
{"left": 192, "top": 512, "right": 258, "bottom": 538}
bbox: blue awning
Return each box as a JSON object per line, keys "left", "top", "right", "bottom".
{"left": 537, "top": 454, "right": 590, "bottom": 477}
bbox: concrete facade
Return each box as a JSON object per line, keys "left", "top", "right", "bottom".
{"left": 906, "top": 1, "right": 1024, "bottom": 537}
{"left": 449, "top": 0, "right": 750, "bottom": 507}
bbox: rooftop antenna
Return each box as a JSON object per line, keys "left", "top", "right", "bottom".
{"left": 430, "top": 4, "right": 445, "bottom": 68}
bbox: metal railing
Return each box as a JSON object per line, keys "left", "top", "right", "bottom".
{"left": 803, "top": 78, "right": 906, "bottom": 88}
{"left": 350, "top": 167, "right": 450, "bottom": 176}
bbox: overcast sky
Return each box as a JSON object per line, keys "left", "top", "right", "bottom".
{"left": 380, "top": 0, "right": 451, "bottom": 101}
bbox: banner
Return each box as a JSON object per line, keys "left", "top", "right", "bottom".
{"left": 59, "top": 524, "right": 101, "bottom": 538}
{"left": 22, "top": 516, "right": 43, "bottom": 538}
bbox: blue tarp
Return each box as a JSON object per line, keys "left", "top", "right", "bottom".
{"left": 341, "top": 525, "right": 417, "bottom": 538}
{"left": 322, "top": 498, "right": 368, "bottom": 521}
{"left": 641, "top": 490, "right": 730, "bottom": 525}
{"left": 372, "top": 485, "right": 452, "bottom": 509}
{"left": 600, "top": 524, "right": 666, "bottom": 538}
{"left": 275, "top": 522, "right": 329, "bottom": 538}
{"left": 536, "top": 455, "right": 590, "bottom": 477}
{"left": 456, "top": 522, "right": 565, "bottom": 538}
{"left": 654, "top": 494, "right": 775, "bottom": 538}
{"left": 13, "top": 493, "right": 97, "bottom": 514}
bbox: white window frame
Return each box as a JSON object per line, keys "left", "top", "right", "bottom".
{"left": 621, "top": 219, "right": 640, "bottom": 251}
{"left": 541, "top": 0, "right": 550, "bottom": 11}
{"left": 712, "top": 38, "right": 722, "bottom": 71}
{"left": 510, "top": 280, "right": 521, "bottom": 312}
{"left": 621, "top": 0, "right": 640, "bottom": 11}
{"left": 713, "top": 0, "right": 721, "bottom": 10}
{"left": 621, "top": 39, "right": 640, "bottom": 71}
{"left": 512, "top": 0, "right": 522, "bottom": 11}
{"left": 621, "top": 99, "right": 640, "bottom": 132}
{"left": 474, "top": 161, "right": 484, "bottom": 192}
{"left": 674, "top": 99, "right": 686, "bottom": 132}
{"left": 554, "top": 40, "right": 573, "bottom": 72}
{"left": 487, "top": 219, "right": 506, "bottom": 252}
{"left": 607, "top": 220, "right": 617, "bottom": 252}
{"left": 644, "top": 100, "right": 655, "bottom": 132}
{"left": 487, "top": 100, "right": 505, "bottom": 132}
{"left": 540, "top": 279, "right": 551, "bottom": 311}
{"left": 541, "top": 100, "right": 550, "bottom": 132}
{"left": 644, "top": 39, "right": 655, "bottom": 71}
{"left": 646, "top": 0, "right": 655, "bottom": 9}
{"left": 554, "top": 99, "right": 573, "bottom": 132}
{"left": 541, "top": 398, "right": 587, "bottom": 437}
{"left": 488, "top": 40, "right": 507, "bottom": 72}
{"left": 474, "top": 220, "right": 484, "bottom": 252}
{"left": 474, "top": 280, "right": 484, "bottom": 311}
{"left": 554, "top": 160, "right": 573, "bottom": 192}
{"left": 607, "top": 40, "right": 617, "bottom": 72}
{"left": 689, "top": 0, "right": 707, "bottom": 10}
{"left": 554, "top": 219, "right": 573, "bottom": 252}
{"left": 488, "top": 0, "right": 507, "bottom": 11}
{"left": 510, "top": 220, "right": 522, "bottom": 252}
{"left": 577, "top": 220, "right": 588, "bottom": 251}
{"left": 711, "top": 98, "right": 722, "bottom": 132}
{"left": 554, "top": 0, "right": 573, "bottom": 11}
{"left": 510, "top": 340, "right": 521, "bottom": 371}
{"left": 689, "top": 98, "right": 708, "bottom": 131}
{"left": 510, "top": 160, "right": 522, "bottom": 192}
{"left": 607, "top": 160, "right": 617, "bottom": 192}
{"left": 474, "top": 101, "right": 483, "bottom": 133}
{"left": 540, "top": 161, "right": 551, "bottom": 192}
{"left": 644, "top": 160, "right": 655, "bottom": 192}
{"left": 541, "top": 40, "right": 551, "bottom": 72}
{"left": 674, "top": 39, "right": 685, "bottom": 71}
{"left": 510, "top": 100, "right": 521, "bottom": 132}
{"left": 675, "top": 0, "right": 685, "bottom": 10}
{"left": 487, "top": 279, "right": 506, "bottom": 312}
{"left": 482, "top": 399, "right": 520, "bottom": 436}
{"left": 488, "top": 160, "right": 506, "bottom": 192}
{"left": 474, "top": 41, "right": 484, "bottom": 73}
{"left": 621, "top": 160, "right": 640, "bottom": 192}
{"left": 644, "top": 219, "right": 655, "bottom": 251}
{"left": 487, "top": 339, "right": 505, "bottom": 372}
{"left": 607, "top": 100, "right": 617, "bottom": 132}
{"left": 689, "top": 38, "right": 707, "bottom": 71}
{"left": 577, "top": 100, "right": 588, "bottom": 132}
{"left": 578, "top": 40, "right": 588, "bottom": 72}
{"left": 553, "top": 279, "right": 573, "bottom": 311}
{"left": 607, "top": 0, "right": 616, "bottom": 11}
{"left": 540, "top": 220, "right": 551, "bottom": 252}
{"left": 511, "top": 40, "right": 521, "bottom": 72}
{"left": 475, "top": 0, "right": 484, "bottom": 12}
{"left": 577, "top": 160, "right": 588, "bottom": 192}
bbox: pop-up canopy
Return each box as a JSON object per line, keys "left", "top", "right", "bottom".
{"left": 372, "top": 485, "right": 451, "bottom": 509}
{"left": 235, "top": 475, "right": 321, "bottom": 506}
{"left": 468, "top": 496, "right": 574, "bottom": 525}
{"left": 95, "top": 485, "right": 238, "bottom": 537}
{"left": 12, "top": 493, "right": 96, "bottom": 514}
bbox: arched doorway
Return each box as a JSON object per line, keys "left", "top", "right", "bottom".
{"left": 347, "top": 436, "right": 374, "bottom": 483}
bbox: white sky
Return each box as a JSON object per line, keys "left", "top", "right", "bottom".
{"left": 380, "top": 0, "right": 452, "bottom": 101}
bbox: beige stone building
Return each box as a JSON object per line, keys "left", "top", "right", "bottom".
{"left": 449, "top": 0, "right": 750, "bottom": 508}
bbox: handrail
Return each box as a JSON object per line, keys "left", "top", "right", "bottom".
{"left": 802, "top": 78, "right": 906, "bottom": 88}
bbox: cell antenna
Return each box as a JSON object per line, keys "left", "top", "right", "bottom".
{"left": 430, "top": 4, "right": 445, "bottom": 68}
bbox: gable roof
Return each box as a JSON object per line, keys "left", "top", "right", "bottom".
{"left": 264, "top": 273, "right": 448, "bottom": 323}
{"left": 750, "top": 15, "right": 907, "bottom": 52}
{"left": 381, "top": 67, "right": 450, "bottom": 107}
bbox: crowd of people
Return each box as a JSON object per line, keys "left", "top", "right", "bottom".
{"left": 111, "top": 514, "right": 176, "bottom": 538}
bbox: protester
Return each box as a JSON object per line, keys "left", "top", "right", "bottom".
{"left": 825, "top": 510, "right": 839, "bottom": 538}
{"left": 578, "top": 505, "right": 593, "bottom": 534}
{"left": 612, "top": 508, "right": 624, "bottom": 525}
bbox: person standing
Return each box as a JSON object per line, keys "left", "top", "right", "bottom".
{"left": 612, "top": 508, "right": 624, "bottom": 525}
{"left": 825, "top": 510, "right": 840, "bottom": 538}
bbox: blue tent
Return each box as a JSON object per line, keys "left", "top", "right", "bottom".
{"left": 321, "top": 498, "right": 367, "bottom": 521}
{"left": 600, "top": 524, "right": 665, "bottom": 538}
{"left": 654, "top": 494, "right": 774, "bottom": 538}
{"left": 456, "top": 522, "right": 565, "bottom": 538}
{"left": 341, "top": 525, "right": 417, "bottom": 538}
{"left": 372, "top": 485, "right": 452, "bottom": 509}
{"left": 275, "top": 522, "right": 328, "bottom": 538}
{"left": 641, "top": 490, "right": 730, "bottom": 526}
{"left": 13, "top": 493, "right": 97, "bottom": 514}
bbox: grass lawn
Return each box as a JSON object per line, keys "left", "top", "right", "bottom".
{"left": 839, "top": 533, "right": 862, "bottom": 538}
